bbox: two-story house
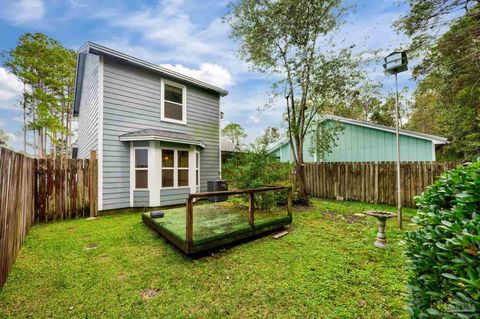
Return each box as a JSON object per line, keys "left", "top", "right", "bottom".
{"left": 74, "top": 43, "right": 228, "bottom": 212}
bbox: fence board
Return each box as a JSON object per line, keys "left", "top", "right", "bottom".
{"left": 296, "top": 161, "right": 457, "bottom": 208}
{"left": 0, "top": 148, "right": 97, "bottom": 288}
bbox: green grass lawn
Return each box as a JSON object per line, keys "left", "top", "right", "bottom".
{"left": 0, "top": 198, "right": 416, "bottom": 319}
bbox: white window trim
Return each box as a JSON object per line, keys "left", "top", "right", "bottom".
{"left": 133, "top": 147, "right": 149, "bottom": 190}
{"left": 195, "top": 150, "right": 200, "bottom": 188}
{"left": 160, "top": 148, "right": 191, "bottom": 189}
{"left": 160, "top": 79, "right": 187, "bottom": 125}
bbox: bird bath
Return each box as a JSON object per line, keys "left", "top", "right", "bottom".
{"left": 366, "top": 211, "right": 396, "bottom": 248}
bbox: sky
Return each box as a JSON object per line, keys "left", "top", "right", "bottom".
{"left": 0, "top": 0, "right": 415, "bottom": 153}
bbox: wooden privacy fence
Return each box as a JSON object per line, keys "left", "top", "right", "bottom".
{"left": 35, "top": 150, "right": 97, "bottom": 221}
{"left": 0, "top": 147, "right": 35, "bottom": 289}
{"left": 0, "top": 148, "right": 97, "bottom": 288}
{"left": 296, "top": 162, "right": 457, "bottom": 208}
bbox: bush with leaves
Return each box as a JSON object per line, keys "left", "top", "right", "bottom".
{"left": 405, "top": 162, "right": 480, "bottom": 318}
{"left": 222, "top": 145, "right": 292, "bottom": 212}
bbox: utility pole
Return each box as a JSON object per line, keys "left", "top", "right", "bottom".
{"left": 383, "top": 51, "right": 408, "bottom": 229}
{"left": 394, "top": 73, "right": 402, "bottom": 229}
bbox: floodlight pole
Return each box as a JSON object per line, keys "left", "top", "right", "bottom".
{"left": 394, "top": 73, "right": 402, "bottom": 229}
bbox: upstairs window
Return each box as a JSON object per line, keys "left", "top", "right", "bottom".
{"left": 161, "top": 80, "right": 186, "bottom": 124}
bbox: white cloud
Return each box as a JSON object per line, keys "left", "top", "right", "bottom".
{"left": 0, "top": 68, "right": 23, "bottom": 101}
{"left": 160, "top": 63, "right": 233, "bottom": 88}
{"left": 249, "top": 115, "right": 260, "bottom": 123}
{"left": 0, "top": 0, "right": 45, "bottom": 24}
{"left": 6, "top": 133, "right": 18, "bottom": 142}
{"left": 99, "top": 1, "right": 233, "bottom": 67}
{"left": 115, "top": 3, "right": 228, "bottom": 57}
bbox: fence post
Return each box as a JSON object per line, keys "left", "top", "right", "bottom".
{"left": 287, "top": 187, "right": 293, "bottom": 217}
{"left": 89, "top": 150, "right": 98, "bottom": 217}
{"left": 249, "top": 192, "right": 255, "bottom": 227}
{"left": 186, "top": 196, "right": 193, "bottom": 252}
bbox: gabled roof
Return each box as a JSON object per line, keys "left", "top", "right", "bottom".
{"left": 321, "top": 115, "right": 448, "bottom": 144}
{"left": 119, "top": 129, "right": 206, "bottom": 148}
{"left": 73, "top": 42, "right": 228, "bottom": 116}
{"left": 220, "top": 137, "right": 243, "bottom": 153}
{"left": 269, "top": 114, "right": 448, "bottom": 153}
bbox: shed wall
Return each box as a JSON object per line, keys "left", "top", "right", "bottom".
{"left": 273, "top": 120, "right": 435, "bottom": 163}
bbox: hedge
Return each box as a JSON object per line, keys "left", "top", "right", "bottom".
{"left": 405, "top": 162, "right": 480, "bottom": 318}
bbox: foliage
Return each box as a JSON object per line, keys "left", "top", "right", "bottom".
{"left": 0, "top": 199, "right": 416, "bottom": 318}
{"left": 0, "top": 128, "right": 8, "bottom": 146}
{"left": 395, "top": 0, "right": 477, "bottom": 62}
{"left": 327, "top": 84, "right": 412, "bottom": 127}
{"left": 255, "top": 126, "right": 280, "bottom": 147}
{"left": 399, "top": 4, "right": 480, "bottom": 160}
{"left": 227, "top": 0, "right": 362, "bottom": 204}
{"left": 404, "top": 162, "right": 480, "bottom": 318}
{"left": 2, "top": 33, "right": 76, "bottom": 158}
{"left": 221, "top": 123, "right": 247, "bottom": 150}
{"left": 222, "top": 145, "right": 292, "bottom": 211}
{"left": 307, "top": 120, "right": 344, "bottom": 160}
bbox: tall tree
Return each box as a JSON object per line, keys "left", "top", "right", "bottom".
{"left": 256, "top": 126, "right": 280, "bottom": 148}
{"left": 395, "top": 0, "right": 478, "bottom": 66}
{"left": 227, "top": 0, "right": 360, "bottom": 204}
{"left": 2, "top": 33, "right": 76, "bottom": 158}
{"left": 399, "top": 3, "right": 480, "bottom": 159}
{"left": 222, "top": 123, "right": 247, "bottom": 150}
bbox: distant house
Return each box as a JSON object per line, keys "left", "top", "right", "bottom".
{"left": 270, "top": 115, "right": 448, "bottom": 163}
{"left": 74, "top": 42, "right": 228, "bottom": 211}
{"left": 220, "top": 137, "right": 242, "bottom": 163}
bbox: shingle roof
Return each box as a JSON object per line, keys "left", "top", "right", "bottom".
{"left": 119, "top": 129, "right": 206, "bottom": 148}
{"left": 220, "top": 137, "right": 243, "bottom": 153}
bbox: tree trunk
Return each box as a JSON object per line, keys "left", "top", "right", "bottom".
{"left": 295, "top": 163, "right": 309, "bottom": 205}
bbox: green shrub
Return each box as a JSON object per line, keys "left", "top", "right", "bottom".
{"left": 405, "top": 162, "right": 480, "bottom": 318}
{"left": 222, "top": 145, "right": 292, "bottom": 212}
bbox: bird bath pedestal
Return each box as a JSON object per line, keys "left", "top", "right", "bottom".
{"left": 367, "top": 211, "right": 396, "bottom": 248}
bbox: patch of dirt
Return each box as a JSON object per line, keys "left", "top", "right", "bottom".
{"left": 117, "top": 272, "right": 127, "bottom": 280}
{"left": 292, "top": 204, "right": 311, "bottom": 212}
{"left": 97, "top": 254, "right": 109, "bottom": 261}
{"left": 140, "top": 288, "right": 159, "bottom": 300}
{"left": 67, "top": 226, "right": 76, "bottom": 232}
{"left": 321, "top": 211, "right": 365, "bottom": 224}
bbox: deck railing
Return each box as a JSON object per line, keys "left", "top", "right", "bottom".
{"left": 186, "top": 186, "right": 293, "bottom": 251}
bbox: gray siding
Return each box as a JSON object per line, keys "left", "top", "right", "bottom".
{"left": 133, "top": 190, "right": 149, "bottom": 207}
{"left": 77, "top": 54, "right": 101, "bottom": 159}
{"left": 160, "top": 188, "right": 190, "bottom": 206}
{"left": 102, "top": 57, "right": 220, "bottom": 210}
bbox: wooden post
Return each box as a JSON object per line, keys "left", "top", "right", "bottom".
{"left": 186, "top": 196, "right": 193, "bottom": 252}
{"left": 249, "top": 192, "right": 254, "bottom": 228}
{"left": 287, "top": 187, "right": 293, "bottom": 217}
{"left": 89, "top": 150, "right": 98, "bottom": 217}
